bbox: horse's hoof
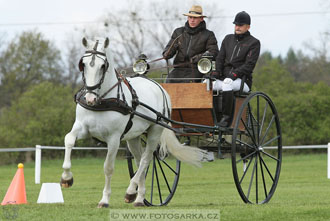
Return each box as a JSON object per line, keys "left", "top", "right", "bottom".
{"left": 124, "top": 193, "right": 137, "bottom": 203}
{"left": 97, "top": 203, "right": 109, "bottom": 208}
{"left": 133, "top": 202, "right": 145, "bottom": 207}
{"left": 60, "top": 178, "right": 74, "bottom": 188}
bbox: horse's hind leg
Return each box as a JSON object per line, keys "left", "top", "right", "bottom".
{"left": 126, "top": 126, "right": 162, "bottom": 207}
{"left": 127, "top": 137, "right": 143, "bottom": 168}
{"left": 61, "top": 122, "right": 82, "bottom": 188}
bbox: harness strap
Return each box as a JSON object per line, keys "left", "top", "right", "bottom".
{"left": 120, "top": 77, "right": 139, "bottom": 140}
{"left": 99, "top": 79, "right": 121, "bottom": 100}
{"left": 75, "top": 90, "right": 131, "bottom": 114}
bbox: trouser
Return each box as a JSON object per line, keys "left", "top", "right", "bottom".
{"left": 213, "top": 78, "right": 250, "bottom": 126}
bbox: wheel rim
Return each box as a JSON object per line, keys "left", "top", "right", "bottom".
{"left": 232, "top": 92, "right": 282, "bottom": 204}
{"left": 127, "top": 146, "right": 181, "bottom": 206}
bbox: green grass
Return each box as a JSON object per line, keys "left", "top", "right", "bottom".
{"left": 1, "top": 154, "right": 330, "bottom": 220}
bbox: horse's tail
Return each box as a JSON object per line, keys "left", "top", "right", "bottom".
{"left": 159, "top": 127, "right": 208, "bottom": 167}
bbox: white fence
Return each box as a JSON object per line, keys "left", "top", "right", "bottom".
{"left": 0, "top": 143, "right": 330, "bottom": 183}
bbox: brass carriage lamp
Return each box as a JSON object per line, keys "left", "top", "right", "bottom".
{"left": 197, "top": 52, "right": 215, "bottom": 91}
{"left": 133, "top": 54, "right": 149, "bottom": 75}
{"left": 197, "top": 52, "right": 215, "bottom": 74}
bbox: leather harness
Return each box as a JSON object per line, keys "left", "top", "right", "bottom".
{"left": 77, "top": 45, "right": 171, "bottom": 139}
{"left": 75, "top": 69, "right": 139, "bottom": 139}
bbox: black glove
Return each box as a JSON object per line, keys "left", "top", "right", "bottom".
{"left": 202, "top": 50, "right": 212, "bottom": 57}
{"left": 162, "top": 51, "right": 170, "bottom": 60}
{"left": 210, "top": 71, "right": 219, "bottom": 80}
{"left": 190, "top": 54, "right": 202, "bottom": 63}
{"left": 163, "top": 43, "right": 178, "bottom": 59}
{"left": 228, "top": 72, "right": 238, "bottom": 80}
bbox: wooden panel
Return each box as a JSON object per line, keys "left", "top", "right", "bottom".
{"left": 161, "top": 83, "right": 213, "bottom": 109}
{"left": 230, "top": 97, "right": 247, "bottom": 131}
{"left": 171, "top": 109, "right": 214, "bottom": 128}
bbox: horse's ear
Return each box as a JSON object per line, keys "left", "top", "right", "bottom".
{"left": 82, "top": 38, "right": 88, "bottom": 47}
{"left": 104, "top": 37, "right": 109, "bottom": 48}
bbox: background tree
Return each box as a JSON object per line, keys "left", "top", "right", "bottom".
{"left": 288, "top": 30, "right": 330, "bottom": 85}
{"left": 62, "top": 36, "right": 84, "bottom": 90}
{"left": 0, "top": 82, "right": 83, "bottom": 163}
{"left": 253, "top": 56, "right": 330, "bottom": 145}
{"left": 0, "top": 82, "right": 75, "bottom": 148}
{"left": 0, "top": 31, "right": 64, "bottom": 108}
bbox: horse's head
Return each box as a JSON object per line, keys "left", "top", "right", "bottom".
{"left": 79, "top": 37, "right": 110, "bottom": 106}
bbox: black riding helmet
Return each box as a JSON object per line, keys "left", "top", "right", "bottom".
{"left": 233, "top": 11, "right": 251, "bottom": 25}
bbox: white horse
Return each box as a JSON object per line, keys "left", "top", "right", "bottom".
{"left": 60, "top": 37, "right": 207, "bottom": 208}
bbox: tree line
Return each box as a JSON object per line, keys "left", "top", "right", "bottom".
{"left": 0, "top": 28, "right": 329, "bottom": 163}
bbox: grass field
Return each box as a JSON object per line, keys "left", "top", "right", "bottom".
{"left": 0, "top": 153, "right": 330, "bottom": 220}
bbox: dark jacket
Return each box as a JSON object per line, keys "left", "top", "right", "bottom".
{"left": 215, "top": 31, "right": 260, "bottom": 88}
{"left": 163, "top": 21, "right": 218, "bottom": 83}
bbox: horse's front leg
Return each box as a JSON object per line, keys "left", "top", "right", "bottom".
{"left": 97, "top": 137, "right": 120, "bottom": 208}
{"left": 61, "top": 122, "right": 83, "bottom": 188}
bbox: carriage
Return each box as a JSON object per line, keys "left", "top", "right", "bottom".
{"left": 126, "top": 53, "right": 282, "bottom": 206}
{"left": 61, "top": 38, "right": 282, "bottom": 207}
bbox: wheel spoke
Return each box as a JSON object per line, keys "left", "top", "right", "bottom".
{"left": 239, "top": 155, "right": 254, "bottom": 184}
{"left": 260, "top": 115, "right": 275, "bottom": 145}
{"left": 236, "top": 138, "right": 256, "bottom": 150}
{"left": 247, "top": 104, "right": 258, "bottom": 145}
{"left": 145, "top": 164, "right": 150, "bottom": 177}
{"left": 241, "top": 117, "right": 257, "bottom": 147}
{"left": 150, "top": 156, "right": 155, "bottom": 204}
{"left": 261, "top": 150, "right": 280, "bottom": 162}
{"left": 257, "top": 96, "right": 260, "bottom": 146}
{"left": 247, "top": 156, "right": 257, "bottom": 200}
{"left": 256, "top": 153, "right": 258, "bottom": 204}
{"left": 161, "top": 159, "right": 178, "bottom": 175}
{"left": 259, "top": 155, "right": 275, "bottom": 182}
{"left": 259, "top": 153, "right": 268, "bottom": 199}
{"left": 236, "top": 150, "right": 257, "bottom": 164}
{"left": 261, "top": 135, "right": 281, "bottom": 149}
{"left": 155, "top": 154, "right": 172, "bottom": 194}
{"left": 259, "top": 102, "right": 268, "bottom": 138}
{"left": 153, "top": 156, "right": 163, "bottom": 204}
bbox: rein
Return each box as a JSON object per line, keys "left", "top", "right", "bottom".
{"left": 118, "top": 32, "right": 190, "bottom": 75}
{"left": 118, "top": 33, "right": 191, "bottom": 76}
{"left": 120, "top": 57, "right": 192, "bottom": 76}
{"left": 98, "top": 73, "right": 122, "bottom": 100}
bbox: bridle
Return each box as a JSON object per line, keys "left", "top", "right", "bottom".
{"left": 78, "top": 40, "right": 109, "bottom": 91}
{"left": 78, "top": 41, "right": 129, "bottom": 104}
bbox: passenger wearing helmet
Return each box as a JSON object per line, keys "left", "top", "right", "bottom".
{"left": 213, "top": 11, "right": 261, "bottom": 127}
{"left": 163, "top": 5, "right": 218, "bottom": 83}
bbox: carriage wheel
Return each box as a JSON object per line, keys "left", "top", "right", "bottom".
{"left": 127, "top": 143, "right": 181, "bottom": 206}
{"left": 232, "top": 92, "right": 282, "bottom": 204}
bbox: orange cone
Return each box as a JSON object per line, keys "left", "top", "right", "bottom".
{"left": 1, "top": 163, "right": 27, "bottom": 205}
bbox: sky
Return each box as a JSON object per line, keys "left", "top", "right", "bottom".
{"left": 0, "top": 0, "right": 329, "bottom": 57}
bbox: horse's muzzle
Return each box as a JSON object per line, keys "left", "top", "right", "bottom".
{"left": 85, "top": 93, "right": 99, "bottom": 106}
